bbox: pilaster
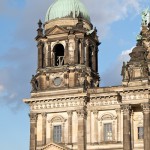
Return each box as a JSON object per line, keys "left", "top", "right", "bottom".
{"left": 75, "top": 39, "right": 79, "bottom": 64}
{"left": 87, "top": 110, "right": 91, "bottom": 144}
{"left": 42, "top": 113, "right": 47, "bottom": 146}
{"left": 85, "top": 40, "right": 89, "bottom": 67}
{"left": 67, "top": 111, "right": 73, "bottom": 144}
{"left": 141, "top": 103, "right": 150, "bottom": 150}
{"left": 47, "top": 42, "right": 51, "bottom": 67}
{"left": 80, "top": 39, "right": 84, "bottom": 65}
{"left": 116, "top": 108, "right": 121, "bottom": 142}
{"left": 64, "top": 40, "right": 69, "bottom": 65}
{"left": 29, "top": 113, "right": 38, "bottom": 150}
{"left": 122, "top": 104, "right": 131, "bottom": 150}
{"left": 93, "top": 110, "right": 98, "bottom": 143}
{"left": 37, "top": 42, "right": 44, "bottom": 69}
{"left": 92, "top": 46, "right": 97, "bottom": 71}
{"left": 76, "top": 109, "right": 87, "bottom": 150}
{"left": 50, "top": 124, "right": 53, "bottom": 143}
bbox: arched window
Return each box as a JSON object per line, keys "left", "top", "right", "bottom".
{"left": 48, "top": 115, "right": 66, "bottom": 143}
{"left": 99, "top": 113, "right": 117, "bottom": 142}
{"left": 53, "top": 44, "right": 64, "bottom": 66}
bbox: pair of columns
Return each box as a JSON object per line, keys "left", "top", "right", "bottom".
{"left": 29, "top": 110, "right": 87, "bottom": 150}
{"left": 67, "top": 109, "right": 87, "bottom": 150}
{"left": 29, "top": 113, "right": 46, "bottom": 150}
{"left": 122, "top": 103, "right": 150, "bottom": 150}
{"left": 37, "top": 41, "right": 52, "bottom": 69}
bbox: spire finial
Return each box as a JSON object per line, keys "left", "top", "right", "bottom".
{"left": 38, "top": 19, "right": 42, "bottom": 28}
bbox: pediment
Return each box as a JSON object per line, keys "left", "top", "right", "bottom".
{"left": 41, "top": 143, "right": 66, "bottom": 150}
{"left": 47, "top": 26, "right": 68, "bottom": 35}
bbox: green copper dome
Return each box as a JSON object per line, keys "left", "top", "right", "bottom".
{"left": 45, "top": 0, "right": 90, "bottom": 22}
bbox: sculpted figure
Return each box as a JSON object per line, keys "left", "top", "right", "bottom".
{"left": 121, "top": 62, "right": 129, "bottom": 80}
{"left": 142, "top": 8, "right": 150, "bottom": 26}
{"left": 31, "top": 75, "right": 38, "bottom": 91}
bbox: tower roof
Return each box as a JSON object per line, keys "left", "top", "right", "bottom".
{"left": 45, "top": 0, "right": 90, "bottom": 22}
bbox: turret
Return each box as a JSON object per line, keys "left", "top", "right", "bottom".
{"left": 31, "top": 0, "right": 100, "bottom": 93}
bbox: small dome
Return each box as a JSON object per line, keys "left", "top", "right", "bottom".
{"left": 45, "top": 0, "right": 90, "bottom": 22}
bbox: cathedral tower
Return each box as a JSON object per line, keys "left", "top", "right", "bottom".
{"left": 25, "top": 0, "right": 100, "bottom": 150}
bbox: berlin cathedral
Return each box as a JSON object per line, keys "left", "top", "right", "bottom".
{"left": 24, "top": 0, "right": 150, "bottom": 150}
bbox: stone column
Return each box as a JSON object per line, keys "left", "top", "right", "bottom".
{"left": 62, "top": 123, "right": 65, "bottom": 143}
{"left": 116, "top": 108, "right": 121, "bottom": 142}
{"left": 67, "top": 111, "right": 73, "bottom": 144}
{"left": 112, "top": 120, "right": 116, "bottom": 141}
{"left": 29, "top": 113, "right": 38, "bottom": 150}
{"left": 131, "top": 111, "right": 134, "bottom": 149}
{"left": 37, "top": 42, "right": 44, "bottom": 69}
{"left": 42, "top": 113, "right": 47, "bottom": 146}
{"left": 47, "top": 42, "right": 51, "bottom": 67}
{"left": 99, "top": 121, "right": 102, "bottom": 142}
{"left": 85, "top": 40, "right": 89, "bottom": 67}
{"left": 52, "top": 50, "right": 55, "bottom": 66}
{"left": 92, "top": 46, "right": 97, "bottom": 71}
{"left": 122, "top": 105, "right": 131, "bottom": 150}
{"left": 75, "top": 39, "right": 79, "bottom": 64}
{"left": 64, "top": 40, "right": 69, "bottom": 65}
{"left": 141, "top": 103, "right": 150, "bottom": 150}
{"left": 50, "top": 123, "right": 53, "bottom": 142}
{"left": 80, "top": 39, "right": 84, "bottom": 65}
{"left": 93, "top": 110, "right": 98, "bottom": 143}
{"left": 77, "top": 109, "right": 87, "bottom": 150}
{"left": 87, "top": 111, "right": 91, "bottom": 144}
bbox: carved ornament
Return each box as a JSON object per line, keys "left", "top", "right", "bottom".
{"left": 141, "top": 103, "right": 150, "bottom": 113}
{"left": 121, "top": 104, "right": 131, "bottom": 115}
{"left": 29, "top": 113, "right": 38, "bottom": 122}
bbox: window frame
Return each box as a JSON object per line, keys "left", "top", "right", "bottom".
{"left": 53, "top": 125, "right": 62, "bottom": 143}
{"left": 103, "top": 123, "right": 113, "bottom": 142}
{"left": 137, "top": 126, "right": 144, "bottom": 140}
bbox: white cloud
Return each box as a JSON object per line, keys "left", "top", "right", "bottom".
{"left": 101, "top": 46, "right": 134, "bottom": 86}
{"left": 0, "top": 85, "right": 4, "bottom": 92}
{"left": 82, "top": 0, "right": 143, "bottom": 37}
{"left": 119, "top": 48, "right": 133, "bottom": 62}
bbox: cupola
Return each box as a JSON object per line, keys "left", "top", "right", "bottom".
{"left": 45, "top": 0, "right": 90, "bottom": 22}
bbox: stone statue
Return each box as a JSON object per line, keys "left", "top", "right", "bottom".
{"left": 121, "top": 62, "right": 129, "bottom": 81}
{"left": 31, "top": 75, "right": 38, "bottom": 91}
{"left": 141, "top": 8, "right": 150, "bottom": 26}
{"left": 136, "top": 34, "right": 142, "bottom": 41}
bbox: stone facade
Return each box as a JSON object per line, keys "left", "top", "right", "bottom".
{"left": 24, "top": 3, "right": 150, "bottom": 150}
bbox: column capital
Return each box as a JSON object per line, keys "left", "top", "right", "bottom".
{"left": 47, "top": 41, "right": 51, "bottom": 45}
{"left": 41, "top": 112, "right": 47, "bottom": 118}
{"left": 67, "top": 110, "right": 73, "bottom": 116}
{"left": 65, "top": 40, "right": 69, "bottom": 43}
{"left": 37, "top": 41, "right": 44, "bottom": 48}
{"left": 76, "top": 109, "right": 87, "bottom": 119}
{"left": 29, "top": 113, "right": 38, "bottom": 122}
{"left": 141, "top": 103, "right": 150, "bottom": 113}
{"left": 121, "top": 104, "right": 131, "bottom": 115}
{"left": 80, "top": 38, "right": 84, "bottom": 43}
{"left": 75, "top": 38, "right": 79, "bottom": 42}
{"left": 93, "top": 110, "right": 98, "bottom": 115}
{"left": 115, "top": 108, "right": 121, "bottom": 113}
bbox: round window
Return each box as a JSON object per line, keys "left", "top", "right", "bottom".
{"left": 53, "top": 77, "right": 62, "bottom": 86}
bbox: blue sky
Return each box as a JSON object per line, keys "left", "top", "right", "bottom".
{"left": 0, "top": 0, "right": 150, "bottom": 149}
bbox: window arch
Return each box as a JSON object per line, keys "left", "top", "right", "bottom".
{"left": 53, "top": 44, "right": 64, "bottom": 66}
{"left": 99, "top": 113, "right": 117, "bottom": 142}
{"left": 48, "top": 115, "right": 66, "bottom": 144}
